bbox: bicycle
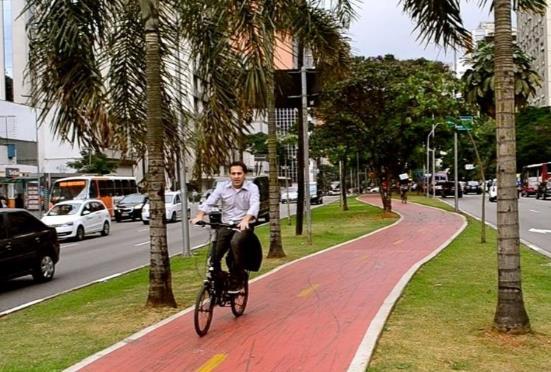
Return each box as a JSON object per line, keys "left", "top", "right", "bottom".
{"left": 193, "top": 220, "right": 249, "bottom": 336}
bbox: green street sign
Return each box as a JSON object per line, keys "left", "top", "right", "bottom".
{"left": 458, "top": 115, "right": 473, "bottom": 131}
{"left": 445, "top": 116, "right": 474, "bottom": 131}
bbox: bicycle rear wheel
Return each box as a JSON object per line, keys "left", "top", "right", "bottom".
{"left": 230, "top": 279, "right": 248, "bottom": 317}
{"left": 194, "top": 285, "right": 214, "bottom": 336}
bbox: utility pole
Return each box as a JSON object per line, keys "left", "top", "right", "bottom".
{"left": 176, "top": 16, "right": 190, "bottom": 256}
{"left": 301, "top": 50, "right": 312, "bottom": 244}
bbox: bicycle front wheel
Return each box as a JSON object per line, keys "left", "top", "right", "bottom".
{"left": 194, "top": 285, "right": 214, "bottom": 336}
{"left": 230, "top": 279, "right": 249, "bottom": 317}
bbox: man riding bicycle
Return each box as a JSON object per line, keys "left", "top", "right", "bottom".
{"left": 191, "top": 161, "right": 260, "bottom": 293}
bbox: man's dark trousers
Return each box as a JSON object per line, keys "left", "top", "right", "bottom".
{"left": 212, "top": 226, "right": 254, "bottom": 282}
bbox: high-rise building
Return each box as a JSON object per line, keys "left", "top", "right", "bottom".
{"left": 517, "top": 10, "right": 550, "bottom": 106}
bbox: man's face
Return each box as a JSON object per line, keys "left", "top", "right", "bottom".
{"left": 230, "top": 165, "right": 246, "bottom": 188}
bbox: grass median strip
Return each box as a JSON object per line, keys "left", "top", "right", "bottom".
{"left": 0, "top": 198, "right": 396, "bottom": 371}
{"left": 369, "top": 195, "right": 551, "bottom": 371}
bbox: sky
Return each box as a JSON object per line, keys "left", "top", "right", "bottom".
{"left": 348, "top": 0, "right": 493, "bottom": 67}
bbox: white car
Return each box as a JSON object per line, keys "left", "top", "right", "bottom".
{"left": 489, "top": 178, "right": 497, "bottom": 202}
{"left": 42, "top": 200, "right": 111, "bottom": 241}
{"left": 280, "top": 187, "right": 298, "bottom": 203}
{"left": 142, "top": 191, "right": 184, "bottom": 224}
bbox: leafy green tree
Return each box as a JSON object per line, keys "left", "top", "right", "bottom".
{"left": 516, "top": 106, "right": 551, "bottom": 167}
{"left": 402, "top": 0, "right": 548, "bottom": 334}
{"left": 67, "top": 150, "right": 119, "bottom": 175}
{"left": 462, "top": 40, "right": 541, "bottom": 117}
{"left": 457, "top": 40, "right": 540, "bottom": 179}
{"left": 317, "top": 56, "right": 461, "bottom": 212}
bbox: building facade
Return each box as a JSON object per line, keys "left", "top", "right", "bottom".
{"left": 517, "top": 10, "right": 551, "bottom": 107}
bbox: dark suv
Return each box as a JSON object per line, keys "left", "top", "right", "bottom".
{"left": 0, "top": 209, "right": 60, "bottom": 282}
{"left": 464, "top": 181, "right": 482, "bottom": 194}
{"left": 439, "top": 181, "right": 463, "bottom": 198}
{"left": 114, "top": 193, "right": 148, "bottom": 222}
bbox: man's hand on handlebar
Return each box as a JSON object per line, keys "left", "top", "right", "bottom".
{"left": 191, "top": 216, "right": 204, "bottom": 225}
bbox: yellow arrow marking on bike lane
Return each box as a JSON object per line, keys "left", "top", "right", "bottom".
{"left": 360, "top": 254, "right": 370, "bottom": 262}
{"left": 197, "top": 353, "right": 227, "bottom": 372}
{"left": 298, "top": 283, "right": 320, "bottom": 298}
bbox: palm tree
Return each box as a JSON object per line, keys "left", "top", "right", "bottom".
{"left": 140, "top": 0, "right": 177, "bottom": 307}
{"left": 402, "top": 0, "right": 547, "bottom": 333}
{"left": 26, "top": 0, "right": 352, "bottom": 303}
{"left": 26, "top": 0, "right": 249, "bottom": 307}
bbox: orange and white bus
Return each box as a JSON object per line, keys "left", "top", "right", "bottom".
{"left": 49, "top": 176, "right": 138, "bottom": 216}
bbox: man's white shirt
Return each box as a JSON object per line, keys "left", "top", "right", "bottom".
{"left": 199, "top": 180, "right": 260, "bottom": 223}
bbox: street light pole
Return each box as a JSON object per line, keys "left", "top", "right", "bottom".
{"left": 454, "top": 130, "right": 459, "bottom": 212}
{"left": 426, "top": 129, "right": 431, "bottom": 198}
{"left": 432, "top": 147, "right": 436, "bottom": 198}
{"left": 427, "top": 121, "right": 442, "bottom": 198}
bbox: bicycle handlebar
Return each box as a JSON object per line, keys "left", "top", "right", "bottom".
{"left": 194, "top": 220, "right": 238, "bottom": 229}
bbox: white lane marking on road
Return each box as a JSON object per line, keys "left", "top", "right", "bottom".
{"left": 529, "top": 209, "right": 542, "bottom": 214}
{"left": 138, "top": 228, "right": 148, "bottom": 232}
{"left": 529, "top": 228, "right": 551, "bottom": 234}
{"left": 134, "top": 241, "right": 150, "bottom": 246}
{"left": 61, "top": 243, "right": 79, "bottom": 248}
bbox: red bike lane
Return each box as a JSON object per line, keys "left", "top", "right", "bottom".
{"left": 71, "top": 196, "right": 466, "bottom": 372}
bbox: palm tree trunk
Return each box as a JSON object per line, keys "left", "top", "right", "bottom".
{"left": 267, "top": 79, "right": 285, "bottom": 258}
{"left": 141, "top": 0, "right": 176, "bottom": 308}
{"left": 493, "top": 0, "right": 529, "bottom": 333}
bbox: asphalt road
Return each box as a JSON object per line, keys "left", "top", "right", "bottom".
{"left": 0, "top": 198, "right": 336, "bottom": 314}
{"left": 439, "top": 193, "right": 551, "bottom": 257}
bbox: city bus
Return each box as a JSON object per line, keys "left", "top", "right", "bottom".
{"left": 50, "top": 176, "right": 138, "bottom": 216}
{"left": 520, "top": 162, "right": 550, "bottom": 197}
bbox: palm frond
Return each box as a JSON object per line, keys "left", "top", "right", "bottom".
{"left": 26, "top": 0, "right": 116, "bottom": 148}
{"left": 178, "top": 1, "right": 254, "bottom": 175}
{"left": 400, "top": 0, "right": 472, "bottom": 50}
{"left": 289, "top": 5, "right": 351, "bottom": 77}
{"left": 330, "top": 0, "right": 359, "bottom": 28}
{"left": 106, "top": 0, "right": 147, "bottom": 155}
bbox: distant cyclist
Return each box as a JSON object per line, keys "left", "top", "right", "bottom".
{"left": 399, "top": 179, "right": 410, "bottom": 204}
{"left": 191, "top": 161, "right": 260, "bottom": 292}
